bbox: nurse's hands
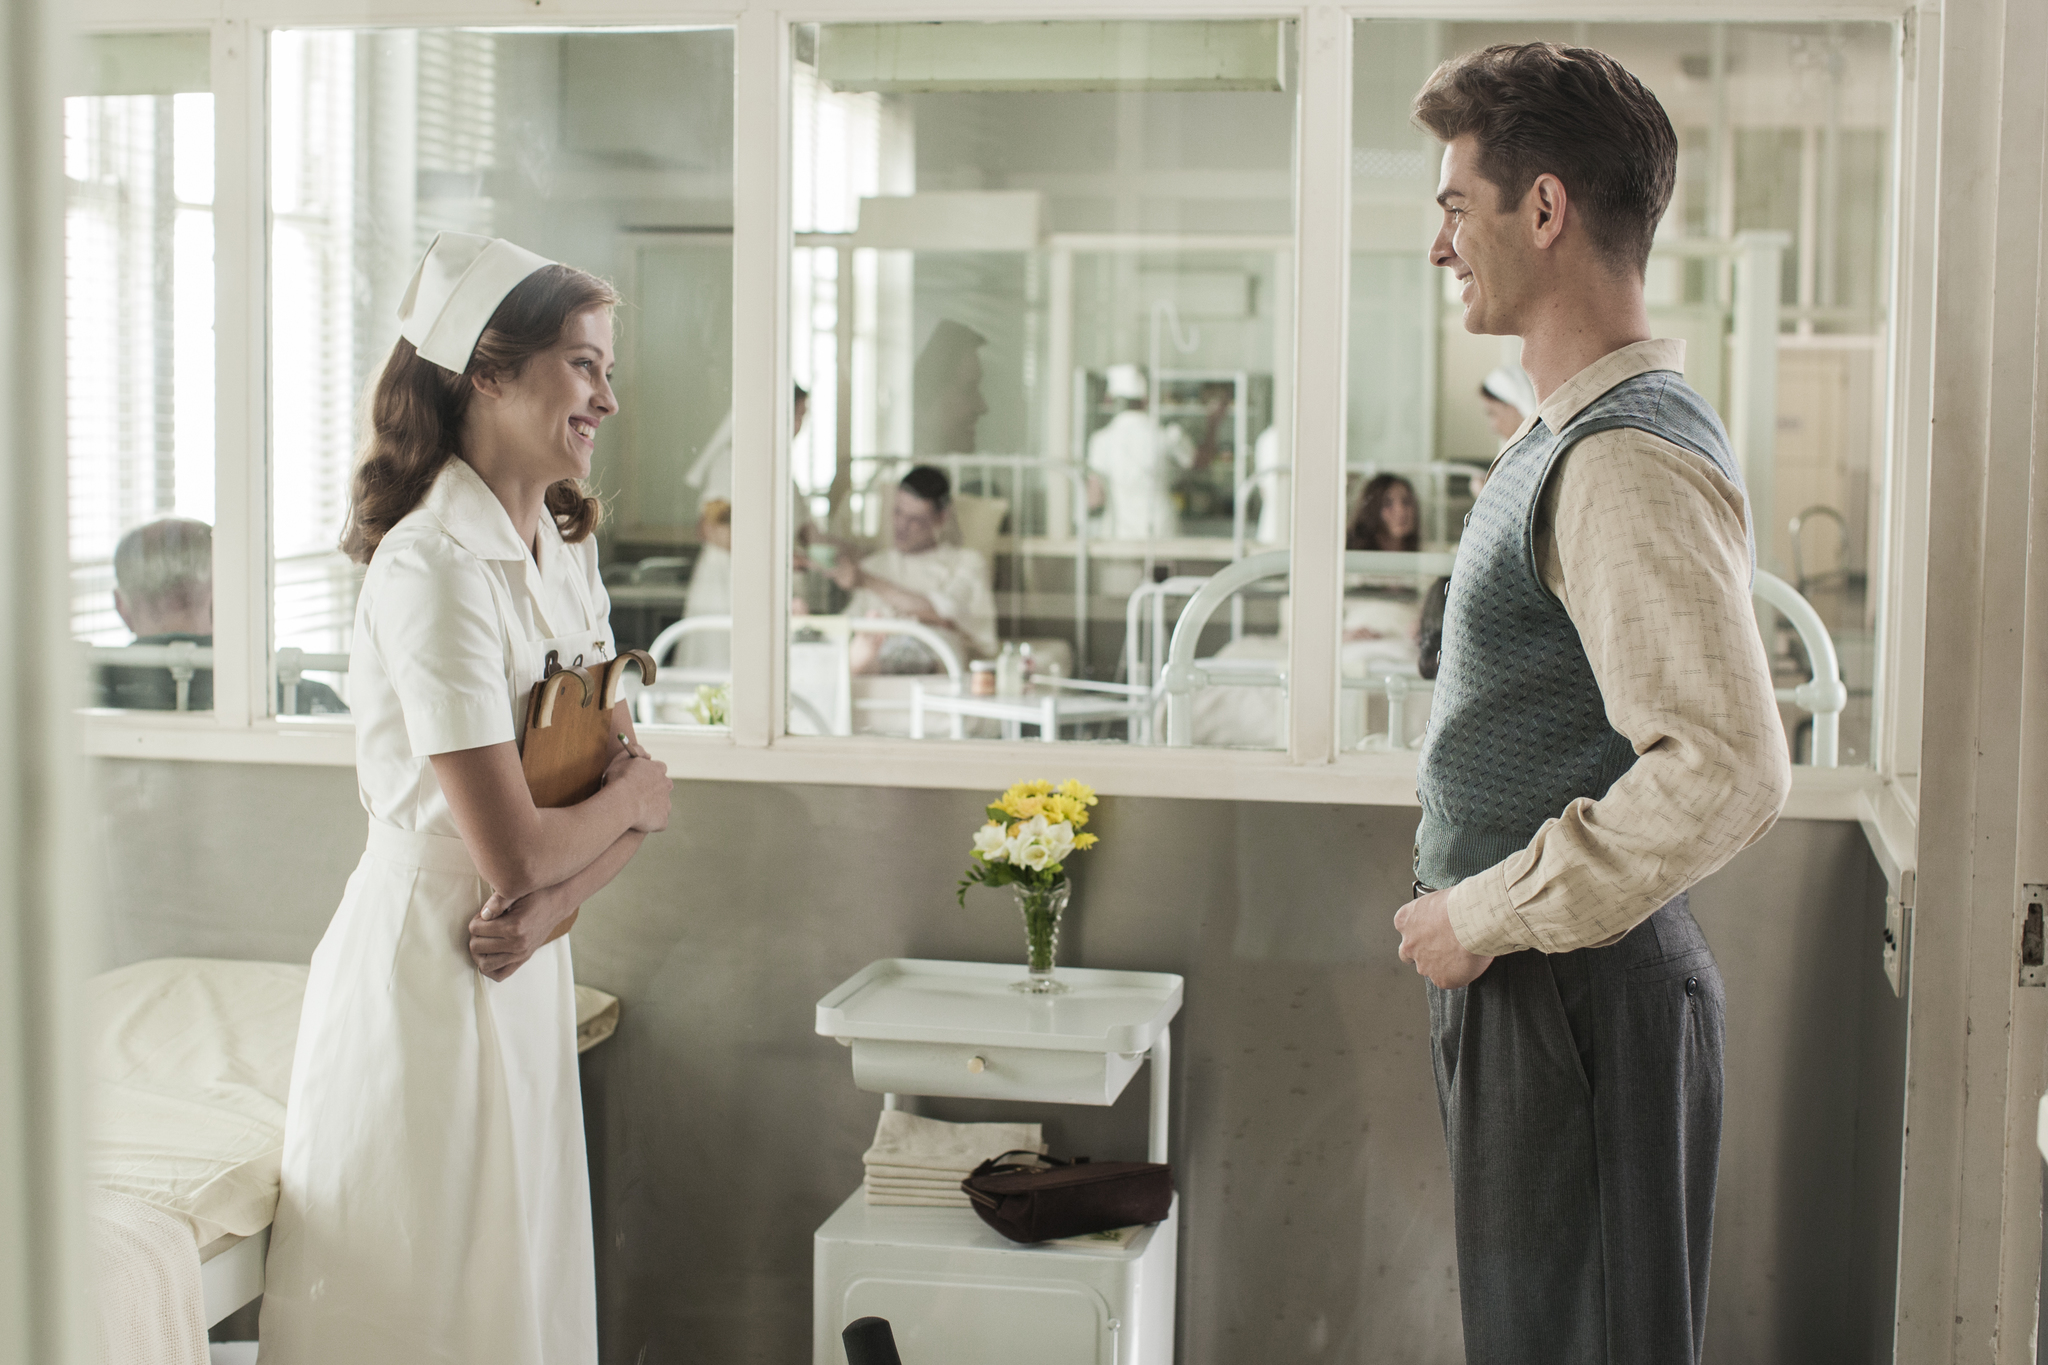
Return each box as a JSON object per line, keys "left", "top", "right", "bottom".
{"left": 1394, "top": 887, "right": 1494, "bottom": 989}
{"left": 469, "top": 886, "right": 573, "bottom": 981}
{"left": 602, "top": 736, "right": 672, "bottom": 833}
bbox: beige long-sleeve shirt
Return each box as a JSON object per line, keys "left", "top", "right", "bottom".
{"left": 1444, "top": 339, "right": 1792, "bottom": 957}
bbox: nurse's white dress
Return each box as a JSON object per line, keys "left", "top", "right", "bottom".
{"left": 260, "top": 459, "right": 613, "bottom": 1364}
{"left": 1086, "top": 409, "right": 1194, "bottom": 541}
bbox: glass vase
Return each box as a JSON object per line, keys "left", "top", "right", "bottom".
{"left": 1012, "top": 881, "right": 1072, "bottom": 994}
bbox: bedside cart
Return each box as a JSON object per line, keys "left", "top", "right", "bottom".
{"left": 813, "top": 959, "right": 1185, "bottom": 1365}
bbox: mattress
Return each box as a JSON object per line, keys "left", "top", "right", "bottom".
{"left": 88, "top": 957, "right": 622, "bottom": 1248}
{"left": 87, "top": 959, "right": 306, "bottom": 1247}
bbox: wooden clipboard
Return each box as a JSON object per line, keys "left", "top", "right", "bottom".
{"left": 520, "top": 649, "right": 657, "bottom": 943}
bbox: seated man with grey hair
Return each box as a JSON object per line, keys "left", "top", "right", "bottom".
{"left": 95, "top": 518, "right": 346, "bottom": 714}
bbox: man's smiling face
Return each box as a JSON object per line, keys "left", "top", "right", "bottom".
{"left": 1430, "top": 134, "right": 1535, "bottom": 337}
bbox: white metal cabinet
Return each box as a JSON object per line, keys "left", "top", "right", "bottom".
{"left": 814, "top": 960, "right": 1184, "bottom": 1365}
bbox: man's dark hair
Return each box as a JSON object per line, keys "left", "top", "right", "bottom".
{"left": 899, "top": 464, "right": 951, "bottom": 510}
{"left": 1414, "top": 43, "right": 1676, "bottom": 275}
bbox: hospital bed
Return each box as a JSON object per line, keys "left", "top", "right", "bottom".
{"left": 85, "top": 645, "right": 350, "bottom": 715}
{"left": 87, "top": 957, "right": 620, "bottom": 1354}
{"left": 1156, "top": 550, "right": 1851, "bottom": 765}
{"left": 641, "top": 615, "right": 966, "bottom": 736}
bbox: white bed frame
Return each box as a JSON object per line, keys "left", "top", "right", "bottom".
{"left": 200, "top": 1227, "right": 269, "bottom": 1328}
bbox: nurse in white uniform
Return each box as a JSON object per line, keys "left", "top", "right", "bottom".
{"left": 1086, "top": 363, "right": 1194, "bottom": 541}
{"left": 260, "top": 233, "right": 673, "bottom": 1364}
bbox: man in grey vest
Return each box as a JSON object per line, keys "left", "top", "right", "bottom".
{"left": 1391, "top": 45, "right": 1791, "bottom": 1363}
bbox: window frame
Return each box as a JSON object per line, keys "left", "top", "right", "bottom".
{"left": 71, "top": 0, "right": 1926, "bottom": 830}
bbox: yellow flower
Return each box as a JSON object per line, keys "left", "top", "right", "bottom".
{"left": 979, "top": 780, "right": 1100, "bottom": 854}
{"left": 998, "top": 793, "right": 1046, "bottom": 821}
{"left": 1041, "top": 793, "right": 1091, "bottom": 828}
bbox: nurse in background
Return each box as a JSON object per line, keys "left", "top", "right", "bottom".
{"left": 1087, "top": 362, "right": 1194, "bottom": 541}
{"left": 811, "top": 464, "right": 997, "bottom": 672}
{"left": 684, "top": 382, "right": 809, "bottom": 503}
{"left": 677, "top": 497, "right": 732, "bottom": 670}
{"left": 1249, "top": 424, "right": 1288, "bottom": 544}
{"left": 262, "top": 233, "right": 672, "bottom": 1365}
{"left": 1479, "top": 363, "right": 1538, "bottom": 448}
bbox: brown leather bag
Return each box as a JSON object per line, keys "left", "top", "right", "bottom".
{"left": 961, "top": 1152, "right": 1173, "bottom": 1244}
{"left": 519, "top": 649, "right": 655, "bottom": 943}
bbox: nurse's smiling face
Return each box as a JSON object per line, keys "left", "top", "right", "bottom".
{"left": 475, "top": 307, "right": 619, "bottom": 485}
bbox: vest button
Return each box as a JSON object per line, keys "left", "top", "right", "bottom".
{"left": 1684, "top": 975, "right": 1699, "bottom": 997}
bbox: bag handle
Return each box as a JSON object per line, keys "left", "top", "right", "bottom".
{"left": 970, "top": 1150, "right": 1089, "bottom": 1178}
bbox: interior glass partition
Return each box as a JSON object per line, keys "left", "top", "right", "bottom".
{"left": 65, "top": 33, "right": 219, "bottom": 711}
{"left": 268, "top": 26, "right": 735, "bottom": 723}
{"left": 778, "top": 19, "right": 1299, "bottom": 748}
{"left": 1346, "top": 20, "right": 1897, "bottom": 767}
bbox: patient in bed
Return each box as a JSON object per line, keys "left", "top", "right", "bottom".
{"left": 809, "top": 465, "right": 998, "bottom": 672}
{"left": 1343, "top": 473, "right": 1426, "bottom": 649}
{"left": 96, "top": 518, "right": 347, "bottom": 715}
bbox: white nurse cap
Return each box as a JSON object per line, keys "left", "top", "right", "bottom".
{"left": 1105, "top": 363, "right": 1148, "bottom": 400}
{"left": 397, "top": 231, "right": 556, "bottom": 373}
{"left": 1481, "top": 365, "right": 1538, "bottom": 419}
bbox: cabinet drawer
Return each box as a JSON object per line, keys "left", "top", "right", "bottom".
{"left": 851, "top": 1039, "right": 1146, "bottom": 1105}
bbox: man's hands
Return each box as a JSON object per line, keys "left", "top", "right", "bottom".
{"left": 470, "top": 885, "right": 575, "bottom": 982}
{"left": 1394, "top": 887, "right": 1494, "bottom": 989}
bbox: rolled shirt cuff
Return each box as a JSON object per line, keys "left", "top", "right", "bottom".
{"left": 1444, "top": 864, "right": 1529, "bottom": 957}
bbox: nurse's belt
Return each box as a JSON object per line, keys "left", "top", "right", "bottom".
{"left": 398, "top": 231, "right": 554, "bottom": 373}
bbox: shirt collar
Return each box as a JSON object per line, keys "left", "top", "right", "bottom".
{"left": 1528, "top": 338, "right": 1688, "bottom": 436}
{"left": 422, "top": 456, "right": 545, "bottom": 563}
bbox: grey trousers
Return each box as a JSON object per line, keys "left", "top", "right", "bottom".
{"left": 1425, "top": 893, "right": 1724, "bottom": 1365}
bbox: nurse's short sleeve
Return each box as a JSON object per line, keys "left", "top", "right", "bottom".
{"left": 367, "top": 537, "right": 516, "bottom": 757}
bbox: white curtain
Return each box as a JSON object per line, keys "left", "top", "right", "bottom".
{"left": 0, "top": 0, "right": 95, "bottom": 1358}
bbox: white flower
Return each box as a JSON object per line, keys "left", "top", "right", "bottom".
{"left": 972, "top": 822, "right": 1010, "bottom": 858}
{"left": 1003, "top": 815, "right": 1047, "bottom": 861}
{"left": 990, "top": 814, "right": 1074, "bottom": 873}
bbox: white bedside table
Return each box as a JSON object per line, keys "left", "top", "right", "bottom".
{"left": 814, "top": 959, "right": 1184, "bottom": 1365}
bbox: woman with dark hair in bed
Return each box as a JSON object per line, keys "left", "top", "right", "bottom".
{"left": 260, "top": 234, "right": 671, "bottom": 1365}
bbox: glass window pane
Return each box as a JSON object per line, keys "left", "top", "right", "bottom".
{"left": 789, "top": 20, "right": 1297, "bottom": 747}
{"left": 1346, "top": 21, "right": 1895, "bottom": 767}
{"left": 67, "top": 35, "right": 216, "bottom": 711}
{"left": 268, "top": 27, "right": 735, "bottom": 724}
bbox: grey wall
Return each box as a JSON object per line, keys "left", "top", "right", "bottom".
{"left": 93, "top": 760, "right": 1903, "bottom": 1364}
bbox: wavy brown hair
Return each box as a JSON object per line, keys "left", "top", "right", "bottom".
{"left": 340, "top": 263, "right": 621, "bottom": 564}
{"left": 1347, "top": 473, "right": 1421, "bottom": 553}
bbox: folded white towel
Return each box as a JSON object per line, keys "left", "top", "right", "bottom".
{"left": 864, "top": 1190, "right": 971, "bottom": 1208}
{"left": 865, "top": 1164, "right": 972, "bottom": 1182}
{"left": 865, "top": 1178, "right": 968, "bottom": 1195}
{"left": 861, "top": 1111, "right": 1045, "bottom": 1174}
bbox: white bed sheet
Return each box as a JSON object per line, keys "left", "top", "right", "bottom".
{"left": 88, "top": 957, "right": 623, "bottom": 1250}
{"left": 87, "top": 959, "right": 307, "bottom": 1247}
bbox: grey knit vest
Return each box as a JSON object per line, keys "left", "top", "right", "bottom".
{"left": 1414, "top": 367, "right": 1745, "bottom": 890}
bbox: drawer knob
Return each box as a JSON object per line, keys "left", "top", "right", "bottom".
{"left": 967, "top": 1055, "right": 987, "bottom": 1074}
